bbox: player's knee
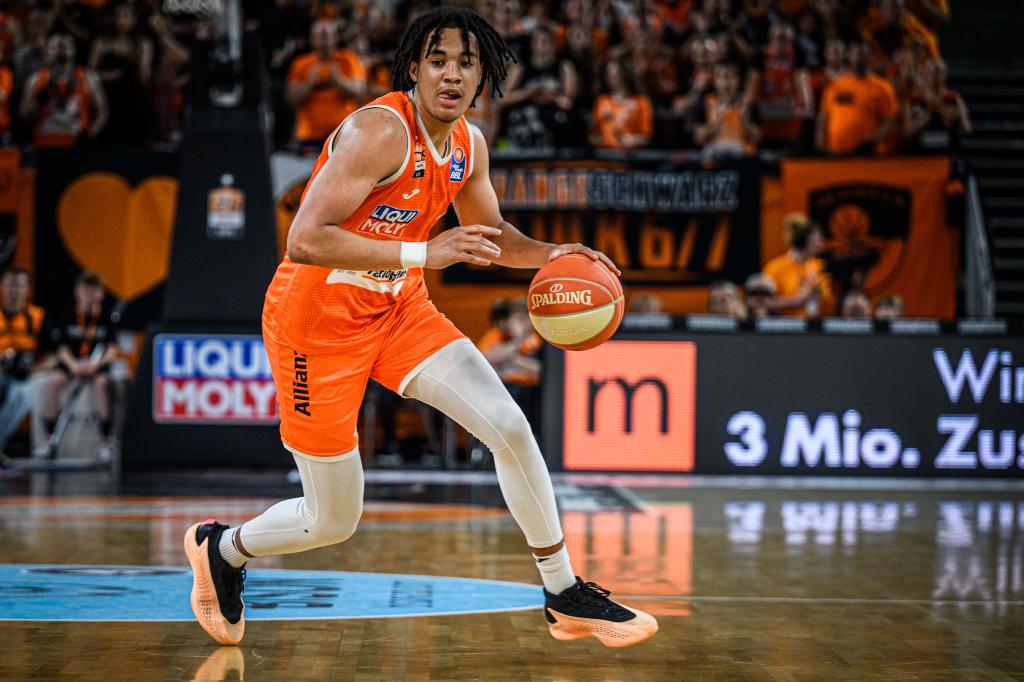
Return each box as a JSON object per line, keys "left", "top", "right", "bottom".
{"left": 308, "top": 504, "right": 361, "bottom": 547}
{"left": 486, "top": 403, "right": 535, "bottom": 453}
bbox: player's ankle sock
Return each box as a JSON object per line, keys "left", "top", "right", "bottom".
{"left": 218, "top": 527, "right": 248, "bottom": 569}
{"left": 534, "top": 546, "right": 576, "bottom": 594}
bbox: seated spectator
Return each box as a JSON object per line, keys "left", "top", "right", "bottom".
{"left": 477, "top": 297, "right": 542, "bottom": 431}
{"left": 88, "top": 2, "right": 153, "bottom": 146}
{"left": 499, "top": 26, "right": 578, "bottom": 149}
{"left": 815, "top": 41, "right": 896, "bottom": 155}
{"left": 0, "top": 267, "right": 47, "bottom": 461}
{"left": 874, "top": 293, "right": 904, "bottom": 320}
{"left": 904, "top": 57, "right": 971, "bottom": 153}
{"left": 627, "top": 292, "right": 663, "bottom": 314}
{"left": 763, "top": 213, "right": 835, "bottom": 317}
{"left": 744, "top": 272, "right": 776, "bottom": 320}
{"left": 285, "top": 18, "right": 366, "bottom": 151}
{"left": 591, "top": 60, "right": 653, "bottom": 150}
{"left": 40, "top": 271, "right": 120, "bottom": 461}
{"left": 746, "top": 23, "right": 813, "bottom": 149}
{"left": 695, "top": 62, "right": 761, "bottom": 159}
{"left": 708, "top": 280, "right": 747, "bottom": 320}
{"left": 840, "top": 290, "right": 872, "bottom": 318}
{"left": 21, "top": 33, "right": 108, "bottom": 147}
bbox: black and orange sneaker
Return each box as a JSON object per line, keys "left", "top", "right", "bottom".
{"left": 544, "top": 578, "right": 658, "bottom": 648}
{"left": 183, "top": 520, "right": 246, "bottom": 645}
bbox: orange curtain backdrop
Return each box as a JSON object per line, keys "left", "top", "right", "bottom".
{"left": 780, "top": 156, "right": 956, "bottom": 318}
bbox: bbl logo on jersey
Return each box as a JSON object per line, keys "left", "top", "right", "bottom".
{"left": 358, "top": 204, "right": 421, "bottom": 237}
{"left": 449, "top": 147, "right": 466, "bottom": 183}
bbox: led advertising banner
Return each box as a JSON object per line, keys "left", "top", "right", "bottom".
{"left": 544, "top": 334, "right": 1024, "bottom": 477}
{"left": 153, "top": 334, "right": 277, "bottom": 424}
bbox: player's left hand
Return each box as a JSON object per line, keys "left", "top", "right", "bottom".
{"left": 548, "top": 243, "right": 621, "bottom": 276}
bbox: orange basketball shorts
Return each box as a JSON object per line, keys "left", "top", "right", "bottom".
{"left": 263, "top": 295, "right": 464, "bottom": 457}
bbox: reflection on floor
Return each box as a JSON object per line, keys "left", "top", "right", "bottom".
{"left": 1, "top": 469, "right": 1023, "bottom": 680}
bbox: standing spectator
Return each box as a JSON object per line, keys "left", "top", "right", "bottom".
{"left": 695, "top": 61, "right": 761, "bottom": 159}
{"left": 499, "top": 26, "right": 578, "bottom": 149}
{"left": 21, "top": 33, "right": 108, "bottom": 147}
{"left": 285, "top": 18, "right": 366, "bottom": 152}
{"left": 815, "top": 41, "right": 896, "bottom": 154}
{"left": 0, "top": 1, "right": 21, "bottom": 63}
{"left": 591, "top": 60, "right": 653, "bottom": 149}
{"left": 477, "top": 297, "right": 543, "bottom": 433}
{"left": 0, "top": 267, "right": 47, "bottom": 461}
{"left": 746, "top": 23, "right": 812, "bottom": 149}
{"left": 763, "top": 213, "right": 835, "bottom": 317}
{"left": 40, "top": 271, "right": 119, "bottom": 461}
{"left": 811, "top": 38, "right": 846, "bottom": 106}
{"left": 904, "top": 57, "right": 970, "bottom": 153}
{"left": 874, "top": 294, "right": 904, "bottom": 320}
{"left": 744, "top": 272, "right": 775, "bottom": 320}
{"left": 12, "top": 8, "right": 52, "bottom": 94}
{"left": 89, "top": 2, "right": 153, "bottom": 145}
{"left": 708, "top": 280, "right": 747, "bottom": 320}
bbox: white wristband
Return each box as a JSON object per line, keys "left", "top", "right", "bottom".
{"left": 399, "top": 241, "right": 427, "bottom": 269}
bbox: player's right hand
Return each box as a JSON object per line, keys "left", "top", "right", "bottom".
{"left": 425, "top": 224, "right": 502, "bottom": 269}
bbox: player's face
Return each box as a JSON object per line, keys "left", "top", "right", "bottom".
{"left": 409, "top": 28, "right": 482, "bottom": 124}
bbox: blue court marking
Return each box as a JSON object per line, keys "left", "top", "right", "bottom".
{"left": 0, "top": 565, "right": 544, "bottom": 622}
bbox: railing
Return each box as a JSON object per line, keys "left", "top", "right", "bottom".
{"left": 964, "top": 174, "right": 996, "bottom": 318}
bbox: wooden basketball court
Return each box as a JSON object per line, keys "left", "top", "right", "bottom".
{"left": 1, "top": 470, "right": 1022, "bottom": 680}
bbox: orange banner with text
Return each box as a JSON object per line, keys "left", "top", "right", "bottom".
{"left": 780, "top": 156, "right": 956, "bottom": 319}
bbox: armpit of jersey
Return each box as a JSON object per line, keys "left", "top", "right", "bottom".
{"left": 326, "top": 268, "right": 409, "bottom": 296}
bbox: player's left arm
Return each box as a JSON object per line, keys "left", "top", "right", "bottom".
{"left": 453, "top": 125, "right": 621, "bottom": 275}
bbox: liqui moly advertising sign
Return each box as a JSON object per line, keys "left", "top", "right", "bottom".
{"left": 154, "top": 334, "right": 278, "bottom": 424}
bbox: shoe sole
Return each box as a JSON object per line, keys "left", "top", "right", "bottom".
{"left": 547, "top": 606, "right": 659, "bottom": 648}
{"left": 183, "top": 522, "right": 245, "bottom": 645}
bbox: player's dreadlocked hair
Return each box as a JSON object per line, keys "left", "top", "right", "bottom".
{"left": 391, "top": 6, "right": 516, "bottom": 106}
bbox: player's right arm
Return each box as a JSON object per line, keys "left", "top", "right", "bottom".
{"left": 287, "top": 108, "right": 502, "bottom": 271}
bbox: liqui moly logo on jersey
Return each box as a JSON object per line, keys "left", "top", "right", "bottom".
{"left": 153, "top": 334, "right": 278, "bottom": 424}
{"left": 358, "top": 204, "right": 421, "bottom": 237}
{"left": 449, "top": 147, "right": 466, "bottom": 182}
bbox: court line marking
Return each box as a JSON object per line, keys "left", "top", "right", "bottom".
{"left": 617, "top": 595, "right": 1024, "bottom": 606}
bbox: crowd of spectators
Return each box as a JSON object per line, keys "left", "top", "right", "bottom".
{"left": 0, "top": 0, "right": 969, "bottom": 156}
{"left": 259, "top": 0, "right": 969, "bottom": 157}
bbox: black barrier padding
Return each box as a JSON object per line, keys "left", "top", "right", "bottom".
{"left": 161, "top": 107, "right": 279, "bottom": 324}
{"left": 122, "top": 323, "right": 288, "bottom": 470}
{"left": 543, "top": 332, "right": 1024, "bottom": 477}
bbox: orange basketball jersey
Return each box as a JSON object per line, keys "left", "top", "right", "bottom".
{"left": 264, "top": 91, "right": 476, "bottom": 351}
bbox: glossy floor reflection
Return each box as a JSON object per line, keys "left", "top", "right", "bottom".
{"left": 1, "top": 471, "right": 1023, "bottom": 680}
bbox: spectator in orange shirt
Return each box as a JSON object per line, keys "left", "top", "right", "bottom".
{"left": 815, "top": 41, "right": 897, "bottom": 154}
{"left": 591, "top": 60, "right": 653, "bottom": 149}
{"left": 21, "top": 33, "right": 108, "bottom": 148}
{"left": 695, "top": 61, "right": 761, "bottom": 159}
{"left": 763, "top": 213, "right": 834, "bottom": 317}
{"left": 285, "top": 19, "right": 367, "bottom": 150}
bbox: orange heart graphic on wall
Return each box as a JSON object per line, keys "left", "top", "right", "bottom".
{"left": 57, "top": 173, "right": 178, "bottom": 301}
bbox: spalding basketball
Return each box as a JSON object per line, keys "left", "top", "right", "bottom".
{"left": 527, "top": 254, "right": 624, "bottom": 351}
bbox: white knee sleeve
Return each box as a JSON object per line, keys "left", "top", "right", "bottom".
{"left": 403, "top": 341, "right": 563, "bottom": 548}
{"left": 238, "top": 447, "right": 364, "bottom": 556}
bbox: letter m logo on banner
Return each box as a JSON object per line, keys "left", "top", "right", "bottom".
{"left": 562, "top": 341, "right": 696, "bottom": 472}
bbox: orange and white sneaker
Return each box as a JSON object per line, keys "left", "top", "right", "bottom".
{"left": 183, "top": 520, "right": 246, "bottom": 645}
{"left": 544, "top": 578, "right": 658, "bottom": 648}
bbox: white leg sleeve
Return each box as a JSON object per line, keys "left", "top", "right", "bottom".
{"left": 403, "top": 341, "right": 563, "bottom": 548}
{"left": 237, "top": 447, "right": 364, "bottom": 557}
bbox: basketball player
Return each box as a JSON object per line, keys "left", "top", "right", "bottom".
{"left": 184, "top": 7, "right": 658, "bottom": 648}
